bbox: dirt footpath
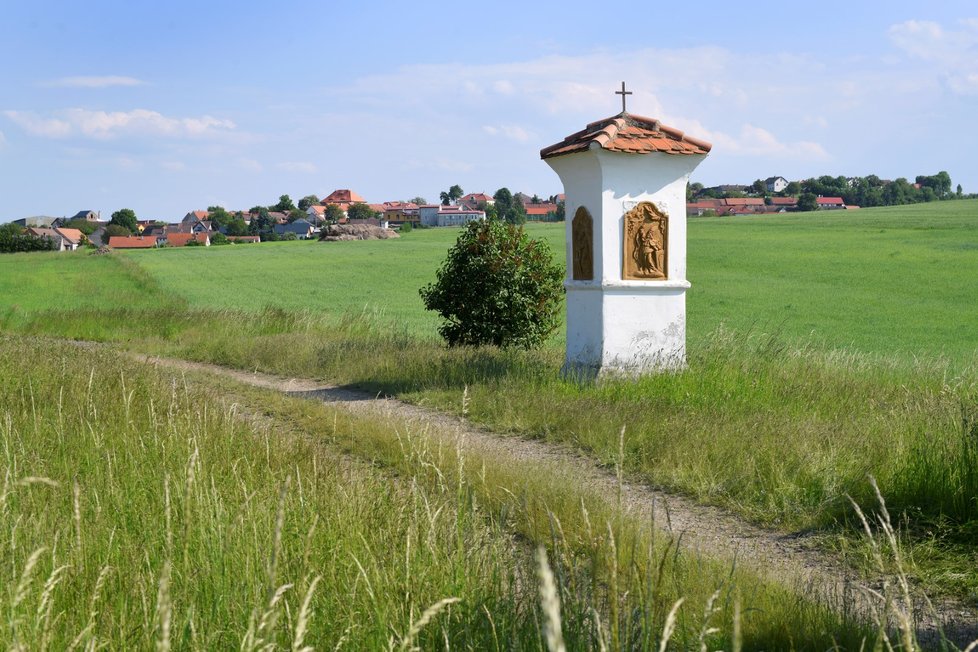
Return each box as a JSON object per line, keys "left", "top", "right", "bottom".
{"left": 141, "top": 354, "right": 977, "bottom": 648}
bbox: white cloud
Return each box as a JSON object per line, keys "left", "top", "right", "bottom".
{"left": 3, "top": 108, "right": 235, "bottom": 139}
{"left": 161, "top": 161, "right": 186, "bottom": 172}
{"left": 3, "top": 111, "right": 72, "bottom": 137}
{"left": 0, "top": 130, "right": 6, "bottom": 147}
{"left": 482, "top": 124, "right": 533, "bottom": 143}
{"left": 492, "top": 80, "right": 515, "bottom": 95}
{"left": 41, "top": 76, "right": 146, "bottom": 89}
{"left": 277, "top": 161, "right": 317, "bottom": 173}
{"left": 705, "top": 124, "right": 829, "bottom": 160}
{"left": 889, "top": 19, "right": 978, "bottom": 94}
{"left": 236, "top": 158, "right": 262, "bottom": 172}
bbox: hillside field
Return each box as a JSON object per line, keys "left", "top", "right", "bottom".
{"left": 99, "top": 200, "right": 978, "bottom": 361}
{"left": 2, "top": 202, "right": 978, "bottom": 643}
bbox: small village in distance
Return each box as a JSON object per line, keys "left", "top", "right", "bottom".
{"left": 0, "top": 170, "right": 965, "bottom": 253}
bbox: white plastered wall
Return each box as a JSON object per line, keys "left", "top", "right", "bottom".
{"left": 546, "top": 145, "right": 707, "bottom": 376}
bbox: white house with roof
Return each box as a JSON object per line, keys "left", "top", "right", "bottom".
{"left": 419, "top": 205, "right": 486, "bottom": 227}
{"left": 765, "top": 176, "right": 788, "bottom": 193}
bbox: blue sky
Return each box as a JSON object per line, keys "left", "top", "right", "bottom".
{"left": 2, "top": 1, "right": 976, "bottom": 220}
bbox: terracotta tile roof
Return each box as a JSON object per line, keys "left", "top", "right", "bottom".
{"left": 322, "top": 189, "right": 365, "bottom": 204}
{"left": 383, "top": 201, "right": 419, "bottom": 210}
{"left": 816, "top": 196, "right": 845, "bottom": 204}
{"left": 723, "top": 198, "right": 764, "bottom": 206}
{"left": 55, "top": 227, "right": 84, "bottom": 244}
{"left": 166, "top": 232, "right": 209, "bottom": 247}
{"left": 769, "top": 197, "right": 798, "bottom": 205}
{"left": 460, "top": 193, "right": 493, "bottom": 203}
{"left": 27, "top": 227, "right": 61, "bottom": 240}
{"left": 109, "top": 236, "right": 158, "bottom": 249}
{"left": 541, "top": 113, "right": 712, "bottom": 160}
{"left": 525, "top": 203, "right": 559, "bottom": 215}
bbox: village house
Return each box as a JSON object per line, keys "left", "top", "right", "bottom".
{"left": 24, "top": 226, "right": 84, "bottom": 251}
{"left": 768, "top": 197, "right": 798, "bottom": 211}
{"left": 108, "top": 235, "right": 160, "bottom": 249}
{"left": 273, "top": 219, "right": 317, "bottom": 239}
{"left": 816, "top": 196, "right": 846, "bottom": 210}
{"left": 524, "top": 203, "right": 560, "bottom": 220}
{"left": 459, "top": 193, "right": 494, "bottom": 210}
{"left": 305, "top": 205, "right": 327, "bottom": 223}
{"left": 183, "top": 210, "right": 210, "bottom": 223}
{"left": 13, "top": 216, "right": 61, "bottom": 228}
{"left": 166, "top": 231, "right": 211, "bottom": 247}
{"left": 419, "top": 205, "right": 485, "bottom": 227}
{"left": 765, "top": 176, "right": 789, "bottom": 193}
{"left": 175, "top": 217, "right": 212, "bottom": 234}
{"left": 382, "top": 201, "right": 420, "bottom": 226}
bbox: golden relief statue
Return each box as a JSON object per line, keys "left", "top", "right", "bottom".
{"left": 623, "top": 202, "right": 668, "bottom": 280}
{"left": 571, "top": 206, "right": 593, "bottom": 280}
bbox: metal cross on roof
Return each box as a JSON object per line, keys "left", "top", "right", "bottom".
{"left": 615, "top": 81, "right": 632, "bottom": 113}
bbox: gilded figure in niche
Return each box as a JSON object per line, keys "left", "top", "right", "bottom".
{"left": 623, "top": 202, "right": 668, "bottom": 280}
{"left": 571, "top": 206, "right": 593, "bottom": 280}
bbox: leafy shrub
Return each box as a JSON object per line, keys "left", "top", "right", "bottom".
{"left": 211, "top": 232, "right": 230, "bottom": 245}
{"left": 420, "top": 218, "right": 564, "bottom": 348}
{"left": 0, "top": 224, "right": 57, "bottom": 253}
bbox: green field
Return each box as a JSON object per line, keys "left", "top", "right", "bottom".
{"left": 74, "top": 201, "right": 976, "bottom": 360}
{"left": 0, "top": 250, "right": 178, "bottom": 316}
{"left": 2, "top": 201, "right": 978, "bottom": 637}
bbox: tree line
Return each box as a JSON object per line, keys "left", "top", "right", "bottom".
{"left": 691, "top": 171, "right": 970, "bottom": 209}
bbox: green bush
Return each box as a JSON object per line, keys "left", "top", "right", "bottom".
{"left": 420, "top": 218, "right": 564, "bottom": 348}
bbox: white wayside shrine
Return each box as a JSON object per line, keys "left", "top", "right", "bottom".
{"left": 541, "top": 99, "right": 711, "bottom": 377}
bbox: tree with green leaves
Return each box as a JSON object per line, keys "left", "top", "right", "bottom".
{"left": 347, "top": 202, "right": 380, "bottom": 220}
{"left": 63, "top": 218, "right": 98, "bottom": 235}
{"left": 323, "top": 204, "right": 345, "bottom": 224}
{"left": 109, "top": 208, "right": 138, "bottom": 234}
{"left": 492, "top": 188, "right": 527, "bottom": 225}
{"left": 104, "top": 224, "right": 132, "bottom": 239}
{"left": 797, "top": 193, "right": 818, "bottom": 212}
{"left": 440, "top": 185, "right": 464, "bottom": 206}
{"left": 249, "top": 207, "right": 274, "bottom": 234}
{"left": 207, "top": 206, "right": 232, "bottom": 229}
{"left": 409, "top": 196, "right": 427, "bottom": 206}
{"left": 0, "top": 223, "right": 58, "bottom": 253}
{"left": 225, "top": 218, "right": 250, "bottom": 236}
{"left": 273, "top": 195, "right": 295, "bottom": 212}
{"left": 297, "top": 195, "right": 320, "bottom": 211}
{"left": 449, "top": 184, "right": 463, "bottom": 204}
{"left": 420, "top": 218, "right": 564, "bottom": 349}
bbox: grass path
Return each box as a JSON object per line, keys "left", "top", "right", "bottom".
{"left": 130, "top": 350, "right": 978, "bottom": 647}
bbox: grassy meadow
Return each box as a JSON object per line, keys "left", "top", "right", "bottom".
{"left": 0, "top": 336, "right": 875, "bottom": 649}
{"left": 77, "top": 201, "right": 978, "bottom": 359}
{"left": 1, "top": 200, "right": 978, "bottom": 643}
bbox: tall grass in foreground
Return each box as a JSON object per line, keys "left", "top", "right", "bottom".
{"left": 0, "top": 336, "right": 893, "bottom": 649}
{"left": 14, "top": 306, "right": 978, "bottom": 598}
